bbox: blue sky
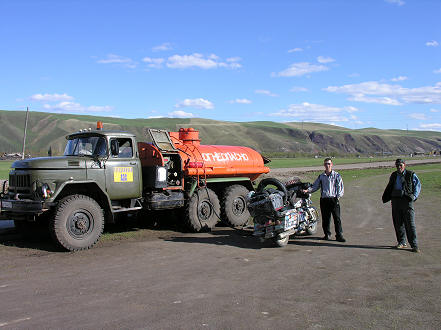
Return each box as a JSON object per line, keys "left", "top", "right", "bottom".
{"left": 1, "top": 0, "right": 441, "bottom": 130}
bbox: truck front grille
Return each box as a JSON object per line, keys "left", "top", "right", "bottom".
{"left": 8, "top": 173, "right": 32, "bottom": 193}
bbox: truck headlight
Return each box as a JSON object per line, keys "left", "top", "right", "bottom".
{"left": 41, "top": 183, "right": 52, "bottom": 198}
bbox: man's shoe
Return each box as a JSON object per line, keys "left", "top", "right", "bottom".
{"left": 411, "top": 247, "right": 419, "bottom": 253}
{"left": 336, "top": 236, "right": 346, "bottom": 242}
{"left": 322, "top": 235, "right": 330, "bottom": 240}
{"left": 395, "top": 243, "right": 407, "bottom": 249}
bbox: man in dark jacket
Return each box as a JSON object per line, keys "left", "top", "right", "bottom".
{"left": 382, "top": 159, "right": 421, "bottom": 252}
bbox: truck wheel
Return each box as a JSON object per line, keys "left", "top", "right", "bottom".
{"left": 186, "top": 187, "right": 220, "bottom": 232}
{"left": 50, "top": 194, "right": 104, "bottom": 251}
{"left": 221, "top": 185, "right": 250, "bottom": 227}
{"left": 306, "top": 206, "right": 319, "bottom": 235}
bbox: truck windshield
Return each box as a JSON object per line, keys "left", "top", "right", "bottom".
{"left": 64, "top": 136, "right": 107, "bottom": 157}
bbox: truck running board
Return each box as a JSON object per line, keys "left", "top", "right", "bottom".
{"left": 112, "top": 206, "right": 143, "bottom": 213}
{"left": 111, "top": 199, "right": 143, "bottom": 213}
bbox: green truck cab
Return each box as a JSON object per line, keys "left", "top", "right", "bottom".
{"left": 1, "top": 129, "right": 146, "bottom": 250}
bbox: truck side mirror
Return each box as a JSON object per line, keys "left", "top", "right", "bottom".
{"left": 110, "top": 140, "right": 119, "bottom": 157}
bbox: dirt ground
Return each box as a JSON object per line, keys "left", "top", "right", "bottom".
{"left": 0, "top": 162, "right": 440, "bottom": 329}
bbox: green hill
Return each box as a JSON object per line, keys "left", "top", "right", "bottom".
{"left": 1, "top": 110, "right": 441, "bottom": 156}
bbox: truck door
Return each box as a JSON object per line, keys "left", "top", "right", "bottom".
{"left": 147, "top": 129, "right": 183, "bottom": 187}
{"left": 105, "top": 137, "right": 142, "bottom": 200}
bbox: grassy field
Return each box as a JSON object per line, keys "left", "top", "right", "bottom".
{"left": 306, "top": 163, "right": 441, "bottom": 189}
{"left": 0, "top": 160, "right": 12, "bottom": 179}
{"left": 267, "top": 156, "right": 400, "bottom": 168}
{"left": 297, "top": 163, "right": 441, "bottom": 206}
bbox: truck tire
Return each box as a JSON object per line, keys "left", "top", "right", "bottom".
{"left": 306, "top": 206, "right": 319, "bottom": 235}
{"left": 186, "top": 187, "right": 220, "bottom": 232}
{"left": 50, "top": 194, "right": 104, "bottom": 251}
{"left": 221, "top": 185, "right": 250, "bottom": 227}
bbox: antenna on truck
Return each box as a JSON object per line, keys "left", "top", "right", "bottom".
{"left": 22, "top": 107, "right": 29, "bottom": 160}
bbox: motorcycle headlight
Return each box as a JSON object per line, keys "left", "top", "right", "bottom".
{"left": 246, "top": 191, "right": 255, "bottom": 201}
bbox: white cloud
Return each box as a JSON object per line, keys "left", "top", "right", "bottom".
{"left": 100, "top": 53, "right": 241, "bottom": 71}
{"left": 419, "top": 123, "right": 441, "bottom": 130}
{"left": 168, "top": 110, "right": 194, "bottom": 118}
{"left": 385, "top": 0, "right": 405, "bottom": 6}
{"left": 269, "top": 102, "right": 359, "bottom": 123}
{"left": 226, "top": 57, "right": 241, "bottom": 62}
{"left": 175, "top": 98, "right": 214, "bottom": 110}
{"left": 349, "top": 94, "right": 402, "bottom": 105}
{"left": 391, "top": 76, "right": 408, "bottom": 82}
{"left": 43, "top": 102, "right": 113, "bottom": 113}
{"left": 152, "top": 42, "right": 173, "bottom": 52}
{"left": 426, "top": 40, "right": 439, "bottom": 47}
{"left": 434, "top": 68, "right": 441, "bottom": 74}
{"left": 30, "top": 92, "right": 113, "bottom": 114}
{"left": 288, "top": 48, "right": 303, "bottom": 53}
{"left": 273, "top": 62, "right": 328, "bottom": 77}
{"left": 142, "top": 57, "right": 165, "bottom": 68}
{"left": 255, "top": 89, "right": 278, "bottom": 97}
{"left": 30, "top": 93, "right": 74, "bottom": 102}
{"left": 225, "top": 57, "right": 242, "bottom": 69}
{"left": 290, "top": 86, "right": 309, "bottom": 92}
{"left": 345, "top": 106, "right": 359, "bottom": 113}
{"left": 229, "top": 98, "right": 252, "bottom": 104}
{"left": 317, "top": 56, "right": 335, "bottom": 64}
{"left": 97, "top": 54, "right": 137, "bottom": 68}
{"left": 408, "top": 113, "right": 428, "bottom": 120}
{"left": 324, "top": 81, "right": 441, "bottom": 105}
{"left": 166, "top": 53, "right": 241, "bottom": 69}
{"left": 430, "top": 108, "right": 439, "bottom": 112}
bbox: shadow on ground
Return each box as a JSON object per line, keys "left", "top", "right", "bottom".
{"left": 286, "top": 235, "right": 393, "bottom": 250}
{"left": 164, "top": 228, "right": 263, "bottom": 249}
{"left": 165, "top": 230, "right": 394, "bottom": 251}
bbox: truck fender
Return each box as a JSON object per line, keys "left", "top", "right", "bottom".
{"left": 50, "top": 181, "right": 114, "bottom": 223}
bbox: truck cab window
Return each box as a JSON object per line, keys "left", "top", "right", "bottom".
{"left": 64, "top": 136, "right": 107, "bottom": 157}
{"left": 110, "top": 138, "right": 133, "bottom": 158}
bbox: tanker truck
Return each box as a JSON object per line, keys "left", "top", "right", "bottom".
{"left": 0, "top": 122, "right": 270, "bottom": 251}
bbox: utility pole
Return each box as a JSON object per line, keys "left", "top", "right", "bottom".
{"left": 22, "top": 107, "right": 29, "bottom": 159}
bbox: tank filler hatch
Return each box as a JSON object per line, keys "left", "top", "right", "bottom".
{"left": 147, "top": 128, "right": 178, "bottom": 152}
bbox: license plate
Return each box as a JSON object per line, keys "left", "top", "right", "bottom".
{"left": 284, "top": 212, "right": 298, "bottom": 230}
{"left": 2, "top": 201, "right": 12, "bottom": 209}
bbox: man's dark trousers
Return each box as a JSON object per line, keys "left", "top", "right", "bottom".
{"left": 320, "top": 197, "right": 343, "bottom": 238}
{"left": 392, "top": 197, "right": 417, "bottom": 248}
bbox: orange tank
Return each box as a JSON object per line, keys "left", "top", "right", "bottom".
{"left": 169, "top": 128, "right": 269, "bottom": 181}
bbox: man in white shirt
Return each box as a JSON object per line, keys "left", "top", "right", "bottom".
{"left": 304, "top": 158, "right": 346, "bottom": 242}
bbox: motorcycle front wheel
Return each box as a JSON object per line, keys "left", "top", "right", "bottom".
{"left": 274, "top": 235, "right": 289, "bottom": 247}
{"left": 306, "top": 206, "right": 319, "bottom": 235}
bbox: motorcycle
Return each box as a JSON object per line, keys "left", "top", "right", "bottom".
{"left": 247, "top": 178, "right": 319, "bottom": 247}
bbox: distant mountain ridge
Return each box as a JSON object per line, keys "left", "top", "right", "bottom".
{"left": 1, "top": 110, "right": 440, "bottom": 156}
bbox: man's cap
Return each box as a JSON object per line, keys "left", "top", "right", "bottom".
{"left": 395, "top": 158, "right": 405, "bottom": 165}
